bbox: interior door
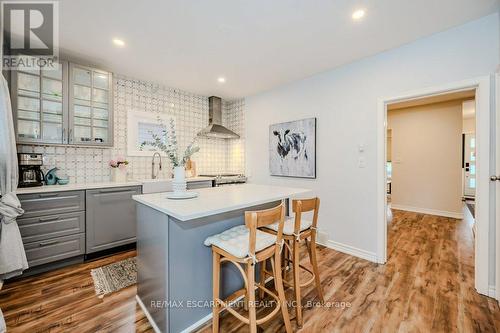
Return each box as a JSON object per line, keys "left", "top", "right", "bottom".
{"left": 464, "top": 133, "right": 476, "bottom": 198}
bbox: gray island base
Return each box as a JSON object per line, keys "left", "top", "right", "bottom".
{"left": 133, "top": 184, "right": 310, "bottom": 332}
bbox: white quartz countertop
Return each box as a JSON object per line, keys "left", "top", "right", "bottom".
{"left": 15, "top": 181, "right": 143, "bottom": 194}
{"left": 132, "top": 183, "right": 311, "bottom": 221}
{"left": 14, "top": 177, "right": 215, "bottom": 195}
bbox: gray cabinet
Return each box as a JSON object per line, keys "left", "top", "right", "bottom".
{"left": 17, "top": 190, "right": 86, "bottom": 268}
{"left": 68, "top": 63, "right": 113, "bottom": 146}
{"left": 18, "top": 190, "right": 85, "bottom": 218}
{"left": 11, "top": 61, "right": 113, "bottom": 146}
{"left": 18, "top": 211, "right": 85, "bottom": 243}
{"left": 85, "top": 186, "right": 141, "bottom": 253}
{"left": 24, "top": 233, "right": 85, "bottom": 267}
{"left": 187, "top": 180, "right": 213, "bottom": 190}
{"left": 11, "top": 61, "right": 69, "bottom": 144}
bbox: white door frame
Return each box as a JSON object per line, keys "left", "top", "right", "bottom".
{"left": 496, "top": 73, "right": 500, "bottom": 302}
{"left": 377, "top": 76, "right": 491, "bottom": 295}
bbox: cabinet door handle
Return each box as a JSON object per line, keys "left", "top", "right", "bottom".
{"left": 39, "top": 240, "right": 58, "bottom": 247}
{"left": 38, "top": 193, "right": 60, "bottom": 198}
{"left": 62, "top": 128, "right": 66, "bottom": 144}
{"left": 38, "top": 216, "right": 60, "bottom": 222}
{"left": 98, "top": 189, "right": 136, "bottom": 194}
{"left": 69, "top": 128, "right": 73, "bottom": 143}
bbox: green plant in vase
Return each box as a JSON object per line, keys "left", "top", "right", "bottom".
{"left": 140, "top": 118, "right": 200, "bottom": 189}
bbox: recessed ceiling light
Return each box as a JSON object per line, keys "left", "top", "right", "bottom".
{"left": 217, "top": 77, "right": 226, "bottom": 83}
{"left": 352, "top": 9, "right": 365, "bottom": 20}
{"left": 112, "top": 38, "right": 125, "bottom": 47}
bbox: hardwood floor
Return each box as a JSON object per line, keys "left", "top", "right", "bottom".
{"left": 0, "top": 250, "right": 153, "bottom": 333}
{"left": 1, "top": 209, "right": 499, "bottom": 332}
{"left": 197, "top": 208, "right": 500, "bottom": 332}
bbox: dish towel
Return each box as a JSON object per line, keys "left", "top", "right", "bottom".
{"left": 0, "top": 193, "right": 27, "bottom": 280}
{"left": 0, "top": 74, "right": 28, "bottom": 281}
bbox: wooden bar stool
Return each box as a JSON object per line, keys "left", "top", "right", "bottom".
{"left": 261, "top": 198, "right": 324, "bottom": 327}
{"left": 205, "top": 202, "right": 292, "bottom": 333}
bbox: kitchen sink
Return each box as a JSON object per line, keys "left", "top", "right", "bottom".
{"left": 137, "top": 179, "right": 173, "bottom": 194}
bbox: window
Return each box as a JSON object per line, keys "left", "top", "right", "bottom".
{"left": 127, "top": 110, "right": 174, "bottom": 156}
{"left": 387, "top": 162, "right": 392, "bottom": 179}
{"left": 138, "top": 122, "right": 166, "bottom": 152}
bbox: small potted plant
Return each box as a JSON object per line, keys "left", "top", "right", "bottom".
{"left": 109, "top": 157, "right": 129, "bottom": 182}
{"left": 141, "top": 118, "right": 199, "bottom": 192}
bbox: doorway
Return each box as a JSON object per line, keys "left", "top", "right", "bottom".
{"left": 386, "top": 93, "right": 474, "bottom": 219}
{"left": 376, "top": 77, "right": 492, "bottom": 296}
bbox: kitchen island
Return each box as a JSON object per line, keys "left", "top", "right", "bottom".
{"left": 132, "top": 184, "right": 310, "bottom": 333}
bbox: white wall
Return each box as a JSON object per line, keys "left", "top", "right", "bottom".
{"left": 245, "top": 14, "right": 499, "bottom": 279}
{"left": 388, "top": 101, "right": 463, "bottom": 216}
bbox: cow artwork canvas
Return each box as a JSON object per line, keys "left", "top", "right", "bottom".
{"left": 269, "top": 118, "right": 316, "bottom": 178}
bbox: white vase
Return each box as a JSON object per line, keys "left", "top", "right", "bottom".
{"left": 112, "top": 168, "right": 127, "bottom": 182}
{"left": 172, "top": 166, "right": 186, "bottom": 192}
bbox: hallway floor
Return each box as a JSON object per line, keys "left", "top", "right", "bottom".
{"left": 198, "top": 208, "right": 499, "bottom": 332}
{"left": 0, "top": 209, "right": 498, "bottom": 332}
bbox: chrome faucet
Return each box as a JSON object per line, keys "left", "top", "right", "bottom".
{"left": 151, "top": 152, "right": 162, "bottom": 179}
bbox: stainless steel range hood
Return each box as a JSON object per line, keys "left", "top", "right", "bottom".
{"left": 197, "top": 96, "right": 240, "bottom": 139}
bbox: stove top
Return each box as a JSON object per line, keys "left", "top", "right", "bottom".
{"left": 199, "top": 173, "right": 247, "bottom": 185}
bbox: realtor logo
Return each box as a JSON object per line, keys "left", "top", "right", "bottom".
{"left": 1, "top": 1, "right": 59, "bottom": 70}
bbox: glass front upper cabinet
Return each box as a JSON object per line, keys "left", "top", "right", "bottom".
{"left": 69, "top": 64, "right": 113, "bottom": 146}
{"left": 12, "top": 62, "right": 68, "bottom": 144}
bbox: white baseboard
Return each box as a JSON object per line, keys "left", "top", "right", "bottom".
{"left": 180, "top": 313, "right": 212, "bottom": 333}
{"left": 136, "top": 295, "right": 161, "bottom": 333}
{"left": 317, "top": 236, "right": 378, "bottom": 263}
{"left": 137, "top": 293, "right": 210, "bottom": 333}
{"left": 138, "top": 275, "right": 276, "bottom": 333}
{"left": 391, "top": 204, "right": 463, "bottom": 219}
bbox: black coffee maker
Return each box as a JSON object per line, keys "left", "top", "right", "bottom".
{"left": 18, "top": 153, "right": 44, "bottom": 187}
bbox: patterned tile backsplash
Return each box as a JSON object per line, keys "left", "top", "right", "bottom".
{"left": 18, "top": 75, "right": 245, "bottom": 183}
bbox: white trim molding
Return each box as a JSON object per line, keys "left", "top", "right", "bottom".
{"left": 377, "top": 76, "right": 492, "bottom": 296}
{"left": 488, "top": 285, "right": 497, "bottom": 299}
{"left": 136, "top": 295, "right": 161, "bottom": 333}
{"left": 390, "top": 204, "right": 464, "bottom": 219}
{"left": 496, "top": 73, "right": 500, "bottom": 303}
{"left": 316, "top": 236, "right": 378, "bottom": 263}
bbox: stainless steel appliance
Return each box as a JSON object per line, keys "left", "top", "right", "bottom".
{"left": 18, "top": 153, "right": 44, "bottom": 187}
{"left": 197, "top": 96, "right": 240, "bottom": 139}
{"left": 199, "top": 173, "right": 247, "bottom": 186}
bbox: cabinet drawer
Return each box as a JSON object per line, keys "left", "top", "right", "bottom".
{"left": 187, "top": 180, "right": 213, "bottom": 190}
{"left": 19, "top": 191, "right": 85, "bottom": 218}
{"left": 18, "top": 211, "right": 85, "bottom": 243}
{"left": 24, "top": 233, "right": 85, "bottom": 267}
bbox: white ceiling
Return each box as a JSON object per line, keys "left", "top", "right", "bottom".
{"left": 59, "top": 0, "right": 498, "bottom": 99}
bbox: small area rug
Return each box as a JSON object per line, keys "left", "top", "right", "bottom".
{"left": 90, "top": 257, "right": 136, "bottom": 297}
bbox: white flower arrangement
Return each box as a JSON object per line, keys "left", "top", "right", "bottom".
{"left": 140, "top": 118, "right": 200, "bottom": 167}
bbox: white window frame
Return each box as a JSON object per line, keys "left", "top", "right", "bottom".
{"left": 127, "top": 110, "right": 174, "bottom": 157}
